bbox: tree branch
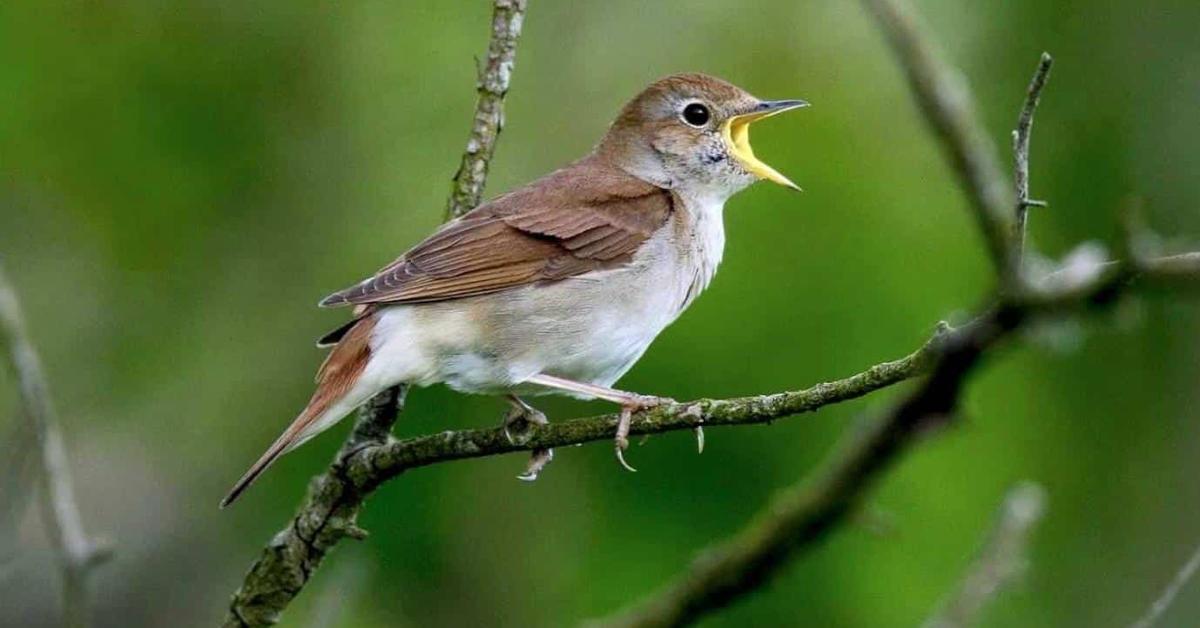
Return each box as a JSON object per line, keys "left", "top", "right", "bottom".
{"left": 445, "top": 0, "right": 527, "bottom": 220}
{"left": 924, "top": 482, "right": 1047, "bottom": 628}
{"left": 222, "top": 324, "right": 947, "bottom": 625}
{"left": 1012, "top": 53, "right": 1053, "bottom": 257}
{"left": 590, "top": 253, "right": 1197, "bottom": 628}
{"left": 585, "top": 0, "right": 1197, "bottom": 624}
{"left": 351, "top": 327, "right": 946, "bottom": 479}
{"left": 861, "top": 0, "right": 1016, "bottom": 280}
{"left": 1129, "top": 538, "right": 1200, "bottom": 628}
{"left": 0, "top": 262, "right": 112, "bottom": 628}
{"left": 223, "top": 1, "right": 527, "bottom": 624}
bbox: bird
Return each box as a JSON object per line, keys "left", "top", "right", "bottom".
{"left": 221, "top": 72, "right": 806, "bottom": 507}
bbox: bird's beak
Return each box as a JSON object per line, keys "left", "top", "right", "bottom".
{"left": 721, "top": 99, "right": 808, "bottom": 191}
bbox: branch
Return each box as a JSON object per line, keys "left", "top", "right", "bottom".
{"left": 0, "top": 262, "right": 112, "bottom": 628}
{"left": 1012, "top": 54, "right": 1053, "bottom": 256}
{"left": 924, "top": 482, "right": 1047, "bottom": 628}
{"left": 591, "top": 255, "right": 1197, "bottom": 628}
{"left": 586, "top": 0, "right": 1194, "bottom": 623}
{"left": 356, "top": 331, "right": 945, "bottom": 477}
{"left": 223, "top": 326, "right": 945, "bottom": 626}
{"left": 224, "top": 1, "right": 527, "bottom": 624}
{"left": 1129, "top": 539, "right": 1200, "bottom": 628}
{"left": 862, "top": 0, "right": 1016, "bottom": 279}
{"left": 445, "top": 0, "right": 527, "bottom": 220}
{"left": 590, "top": 308, "right": 1017, "bottom": 628}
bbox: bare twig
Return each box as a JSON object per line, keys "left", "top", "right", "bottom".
{"left": 224, "top": 2, "right": 527, "bottom": 624}
{"left": 861, "top": 0, "right": 1015, "bottom": 280}
{"left": 924, "top": 482, "right": 1047, "bottom": 628}
{"left": 445, "top": 0, "right": 528, "bottom": 220}
{"left": 1012, "top": 53, "right": 1054, "bottom": 257}
{"left": 1128, "top": 540, "right": 1200, "bottom": 628}
{"left": 0, "top": 263, "right": 112, "bottom": 628}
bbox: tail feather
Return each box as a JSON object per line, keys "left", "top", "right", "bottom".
{"left": 219, "top": 406, "right": 321, "bottom": 508}
{"left": 220, "top": 314, "right": 378, "bottom": 508}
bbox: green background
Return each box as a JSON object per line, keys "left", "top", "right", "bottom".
{"left": 2, "top": 1, "right": 1199, "bottom": 626}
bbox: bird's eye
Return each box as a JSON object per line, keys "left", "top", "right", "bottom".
{"left": 681, "top": 102, "right": 711, "bottom": 127}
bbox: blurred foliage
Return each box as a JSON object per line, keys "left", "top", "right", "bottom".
{"left": 2, "top": 1, "right": 1199, "bottom": 626}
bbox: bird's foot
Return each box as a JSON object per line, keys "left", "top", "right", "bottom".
{"left": 614, "top": 394, "right": 673, "bottom": 473}
{"left": 503, "top": 396, "right": 554, "bottom": 481}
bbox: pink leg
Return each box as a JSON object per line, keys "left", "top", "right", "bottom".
{"left": 525, "top": 374, "right": 674, "bottom": 472}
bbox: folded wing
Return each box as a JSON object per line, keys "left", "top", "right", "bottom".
{"left": 320, "top": 156, "right": 674, "bottom": 307}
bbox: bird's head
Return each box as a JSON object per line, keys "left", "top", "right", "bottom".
{"left": 598, "top": 73, "right": 807, "bottom": 198}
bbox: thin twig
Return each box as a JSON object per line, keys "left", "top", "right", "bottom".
{"left": 445, "top": 0, "right": 528, "bottom": 220}
{"left": 861, "top": 0, "right": 1016, "bottom": 280}
{"left": 224, "top": 1, "right": 528, "bottom": 624}
{"left": 0, "top": 262, "right": 112, "bottom": 628}
{"left": 1128, "top": 540, "right": 1200, "bottom": 628}
{"left": 924, "top": 482, "right": 1047, "bottom": 628}
{"left": 1012, "top": 53, "right": 1054, "bottom": 259}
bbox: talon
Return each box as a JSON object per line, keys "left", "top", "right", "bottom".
{"left": 615, "top": 443, "right": 638, "bottom": 473}
{"left": 517, "top": 447, "right": 554, "bottom": 481}
{"left": 695, "top": 426, "right": 705, "bottom": 454}
{"left": 504, "top": 395, "right": 553, "bottom": 479}
{"left": 613, "top": 405, "right": 639, "bottom": 472}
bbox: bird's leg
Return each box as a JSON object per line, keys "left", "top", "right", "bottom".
{"left": 504, "top": 395, "right": 553, "bottom": 481}
{"left": 524, "top": 373, "right": 674, "bottom": 472}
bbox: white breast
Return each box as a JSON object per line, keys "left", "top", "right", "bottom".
{"left": 675, "top": 189, "right": 728, "bottom": 310}
{"left": 366, "top": 192, "right": 730, "bottom": 396}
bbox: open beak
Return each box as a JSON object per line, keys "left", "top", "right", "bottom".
{"left": 721, "top": 99, "right": 808, "bottom": 191}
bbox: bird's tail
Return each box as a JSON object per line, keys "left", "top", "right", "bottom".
{"left": 220, "top": 315, "right": 378, "bottom": 508}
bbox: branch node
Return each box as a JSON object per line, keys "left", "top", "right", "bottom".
{"left": 341, "top": 523, "right": 370, "bottom": 541}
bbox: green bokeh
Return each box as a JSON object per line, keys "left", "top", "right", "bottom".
{"left": 2, "top": 1, "right": 1199, "bottom": 626}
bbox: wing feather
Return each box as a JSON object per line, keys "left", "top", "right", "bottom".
{"left": 319, "top": 156, "right": 673, "bottom": 308}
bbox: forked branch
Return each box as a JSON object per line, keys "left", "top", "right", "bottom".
{"left": 0, "top": 263, "right": 112, "bottom": 628}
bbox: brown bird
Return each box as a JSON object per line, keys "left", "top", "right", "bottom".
{"left": 221, "top": 73, "right": 806, "bottom": 507}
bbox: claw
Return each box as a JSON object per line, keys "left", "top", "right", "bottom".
{"left": 614, "top": 405, "right": 637, "bottom": 472}
{"left": 694, "top": 426, "right": 705, "bottom": 454}
{"left": 615, "top": 444, "right": 638, "bottom": 473}
{"left": 517, "top": 447, "right": 554, "bottom": 481}
{"left": 505, "top": 395, "right": 553, "bottom": 480}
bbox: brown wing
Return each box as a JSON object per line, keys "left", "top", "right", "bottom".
{"left": 319, "top": 156, "right": 673, "bottom": 307}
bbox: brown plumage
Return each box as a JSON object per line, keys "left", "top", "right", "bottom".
{"left": 319, "top": 155, "right": 673, "bottom": 307}
{"left": 220, "top": 315, "right": 376, "bottom": 508}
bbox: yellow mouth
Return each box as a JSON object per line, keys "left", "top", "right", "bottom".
{"left": 721, "top": 100, "right": 807, "bottom": 191}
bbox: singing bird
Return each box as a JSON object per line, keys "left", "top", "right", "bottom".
{"left": 221, "top": 73, "right": 806, "bottom": 507}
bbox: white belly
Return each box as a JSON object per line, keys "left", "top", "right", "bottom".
{"left": 362, "top": 195, "right": 727, "bottom": 397}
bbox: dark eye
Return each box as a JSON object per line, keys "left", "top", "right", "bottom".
{"left": 681, "top": 102, "right": 710, "bottom": 127}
